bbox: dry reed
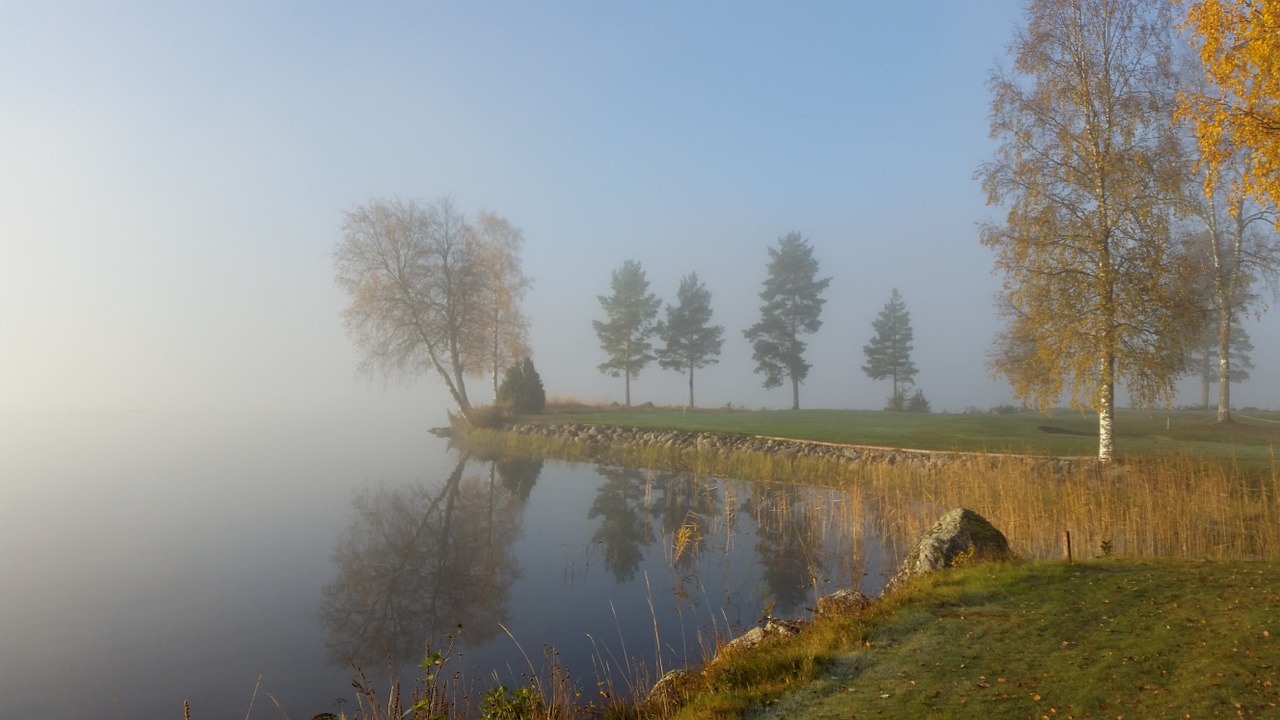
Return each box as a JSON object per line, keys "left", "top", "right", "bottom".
{"left": 858, "top": 452, "right": 1280, "bottom": 563}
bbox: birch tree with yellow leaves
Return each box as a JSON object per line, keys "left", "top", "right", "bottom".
{"left": 1180, "top": 0, "right": 1280, "bottom": 214}
{"left": 471, "top": 210, "right": 532, "bottom": 398}
{"left": 1171, "top": 48, "right": 1280, "bottom": 424}
{"left": 978, "top": 0, "right": 1191, "bottom": 462}
{"left": 333, "top": 197, "right": 532, "bottom": 425}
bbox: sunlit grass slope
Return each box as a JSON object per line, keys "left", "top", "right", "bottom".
{"left": 669, "top": 559, "right": 1280, "bottom": 720}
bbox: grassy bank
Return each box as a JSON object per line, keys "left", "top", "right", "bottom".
{"left": 666, "top": 558, "right": 1280, "bottom": 719}
{"left": 327, "top": 559, "right": 1280, "bottom": 719}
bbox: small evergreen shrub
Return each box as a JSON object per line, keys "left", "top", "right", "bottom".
{"left": 906, "top": 388, "right": 931, "bottom": 413}
{"left": 885, "top": 391, "right": 907, "bottom": 411}
{"left": 886, "top": 388, "right": 931, "bottom": 412}
{"left": 496, "top": 357, "right": 546, "bottom": 414}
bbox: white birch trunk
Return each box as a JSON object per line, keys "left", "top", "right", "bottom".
{"left": 1217, "top": 307, "right": 1232, "bottom": 422}
{"left": 1098, "top": 401, "right": 1114, "bottom": 463}
{"left": 1098, "top": 352, "right": 1116, "bottom": 463}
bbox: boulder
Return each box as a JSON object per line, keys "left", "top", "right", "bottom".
{"left": 814, "top": 588, "right": 872, "bottom": 616}
{"left": 886, "top": 508, "right": 1012, "bottom": 592}
{"left": 716, "top": 617, "right": 807, "bottom": 659}
{"left": 644, "top": 668, "right": 697, "bottom": 711}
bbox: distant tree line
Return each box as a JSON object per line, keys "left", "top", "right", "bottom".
{"left": 592, "top": 236, "right": 931, "bottom": 412}
{"left": 591, "top": 233, "right": 835, "bottom": 411}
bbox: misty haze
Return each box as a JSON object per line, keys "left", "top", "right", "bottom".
{"left": 5, "top": 1, "right": 1280, "bottom": 718}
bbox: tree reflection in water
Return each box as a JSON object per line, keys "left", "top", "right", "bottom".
{"left": 584, "top": 465, "right": 843, "bottom": 616}
{"left": 742, "top": 484, "right": 828, "bottom": 614}
{"left": 494, "top": 456, "right": 542, "bottom": 501}
{"left": 587, "top": 466, "right": 723, "bottom": 584}
{"left": 587, "top": 466, "right": 654, "bottom": 582}
{"left": 321, "top": 454, "right": 529, "bottom": 669}
{"left": 649, "top": 471, "right": 718, "bottom": 571}
{"left": 323, "top": 453, "right": 870, "bottom": 686}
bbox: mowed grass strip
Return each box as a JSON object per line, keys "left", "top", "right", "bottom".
{"left": 669, "top": 559, "right": 1280, "bottom": 720}
{"left": 525, "top": 406, "right": 1280, "bottom": 464}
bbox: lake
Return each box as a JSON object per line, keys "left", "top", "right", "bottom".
{"left": 0, "top": 409, "right": 898, "bottom": 718}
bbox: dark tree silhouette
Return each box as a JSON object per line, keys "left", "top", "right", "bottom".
{"left": 655, "top": 272, "right": 724, "bottom": 407}
{"left": 862, "top": 288, "right": 918, "bottom": 406}
{"left": 594, "top": 260, "right": 661, "bottom": 407}
{"left": 743, "top": 232, "right": 831, "bottom": 410}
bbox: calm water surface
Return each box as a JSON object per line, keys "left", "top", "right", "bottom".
{"left": 1, "top": 410, "right": 896, "bottom": 718}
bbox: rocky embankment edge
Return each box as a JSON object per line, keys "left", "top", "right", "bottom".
{"left": 485, "top": 421, "right": 1090, "bottom": 479}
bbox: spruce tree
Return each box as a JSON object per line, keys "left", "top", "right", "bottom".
{"left": 496, "top": 357, "right": 545, "bottom": 414}
{"left": 862, "top": 288, "right": 918, "bottom": 405}
{"left": 655, "top": 272, "right": 724, "bottom": 407}
{"left": 743, "top": 232, "right": 831, "bottom": 410}
{"left": 593, "top": 260, "right": 661, "bottom": 407}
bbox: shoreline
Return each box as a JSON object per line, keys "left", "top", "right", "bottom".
{"left": 461, "top": 421, "right": 1093, "bottom": 487}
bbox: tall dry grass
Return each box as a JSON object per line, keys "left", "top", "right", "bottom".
{"left": 846, "top": 452, "right": 1280, "bottom": 563}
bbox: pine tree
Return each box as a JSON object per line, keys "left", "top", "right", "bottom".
{"left": 862, "top": 288, "right": 918, "bottom": 404}
{"left": 593, "top": 260, "right": 661, "bottom": 407}
{"left": 743, "top": 232, "right": 831, "bottom": 410}
{"left": 655, "top": 272, "right": 724, "bottom": 408}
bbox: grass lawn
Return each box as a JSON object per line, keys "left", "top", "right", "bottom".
{"left": 524, "top": 405, "right": 1280, "bottom": 465}
{"left": 671, "top": 558, "right": 1280, "bottom": 720}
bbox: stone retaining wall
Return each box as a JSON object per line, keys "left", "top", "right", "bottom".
{"left": 498, "top": 422, "right": 1089, "bottom": 477}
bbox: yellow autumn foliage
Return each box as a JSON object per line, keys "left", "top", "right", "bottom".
{"left": 1180, "top": 0, "right": 1280, "bottom": 215}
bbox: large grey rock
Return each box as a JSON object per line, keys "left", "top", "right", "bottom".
{"left": 886, "top": 508, "right": 1012, "bottom": 592}
{"left": 644, "top": 668, "right": 696, "bottom": 711}
{"left": 814, "top": 588, "right": 872, "bottom": 616}
{"left": 716, "top": 617, "right": 807, "bottom": 660}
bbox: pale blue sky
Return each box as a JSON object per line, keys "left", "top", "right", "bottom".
{"left": 3, "top": 1, "right": 1275, "bottom": 419}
